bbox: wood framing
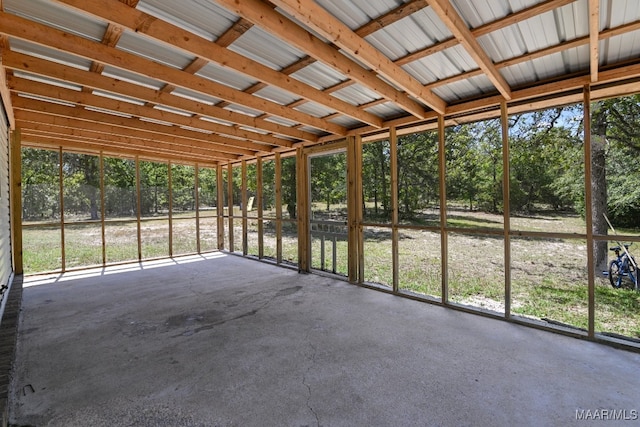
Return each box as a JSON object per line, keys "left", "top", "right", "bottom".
{"left": 275, "top": 152, "right": 283, "bottom": 264}
{"left": 583, "top": 85, "right": 595, "bottom": 338}
{"left": 389, "top": 126, "right": 399, "bottom": 293}
{"left": 296, "top": 147, "right": 309, "bottom": 272}
{"left": 241, "top": 160, "right": 248, "bottom": 256}
{"left": 438, "top": 115, "right": 448, "bottom": 303}
{"left": 227, "top": 162, "right": 234, "bottom": 253}
{"left": 256, "top": 156, "right": 264, "bottom": 259}
{"left": 346, "top": 135, "right": 358, "bottom": 283}
{"left": 501, "top": 101, "right": 511, "bottom": 318}
{"left": 9, "top": 128, "right": 21, "bottom": 274}
{"left": 216, "top": 164, "right": 224, "bottom": 251}
{"left": 270, "top": 0, "right": 446, "bottom": 115}
{"left": 215, "top": 0, "right": 430, "bottom": 119}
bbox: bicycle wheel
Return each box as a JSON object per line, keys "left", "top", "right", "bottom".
{"left": 609, "top": 260, "right": 621, "bottom": 288}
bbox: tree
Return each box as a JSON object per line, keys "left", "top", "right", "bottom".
{"left": 362, "top": 140, "right": 390, "bottom": 219}
{"left": 397, "top": 131, "right": 439, "bottom": 218}
{"left": 591, "top": 101, "right": 609, "bottom": 272}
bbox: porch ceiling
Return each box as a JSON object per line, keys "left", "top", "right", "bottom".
{"left": 2, "top": 0, "right": 640, "bottom": 165}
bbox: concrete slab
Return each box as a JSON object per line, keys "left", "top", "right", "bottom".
{"left": 8, "top": 253, "right": 640, "bottom": 426}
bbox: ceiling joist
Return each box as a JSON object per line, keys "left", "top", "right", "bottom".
{"left": 0, "top": 0, "right": 639, "bottom": 166}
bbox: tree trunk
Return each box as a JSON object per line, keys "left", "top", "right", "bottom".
{"left": 591, "top": 103, "right": 608, "bottom": 273}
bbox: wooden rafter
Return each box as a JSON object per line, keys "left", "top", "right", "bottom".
{"left": 8, "top": 76, "right": 279, "bottom": 153}
{"left": 427, "top": 0, "right": 512, "bottom": 100}
{"left": 12, "top": 97, "right": 257, "bottom": 157}
{"left": 0, "top": 34, "right": 15, "bottom": 128}
{"left": 216, "top": 17, "right": 254, "bottom": 48}
{"left": 0, "top": 11, "right": 347, "bottom": 136}
{"left": 355, "top": 0, "right": 429, "bottom": 38}
{"left": 589, "top": 0, "right": 600, "bottom": 82}
{"left": 2, "top": 51, "right": 314, "bottom": 144}
{"left": 269, "top": 0, "right": 447, "bottom": 115}
{"left": 53, "top": 0, "right": 383, "bottom": 128}
{"left": 395, "top": 0, "right": 576, "bottom": 67}
{"left": 20, "top": 127, "right": 228, "bottom": 163}
{"left": 215, "top": 0, "right": 431, "bottom": 119}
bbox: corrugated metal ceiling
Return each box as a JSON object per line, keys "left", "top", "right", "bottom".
{"left": 2, "top": 0, "right": 640, "bottom": 165}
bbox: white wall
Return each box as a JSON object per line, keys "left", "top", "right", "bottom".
{"left": 0, "top": 98, "right": 12, "bottom": 321}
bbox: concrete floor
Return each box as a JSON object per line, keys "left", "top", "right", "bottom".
{"left": 8, "top": 253, "right": 640, "bottom": 426}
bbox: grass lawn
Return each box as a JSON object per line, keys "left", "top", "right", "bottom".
{"left": 22, "top": 209, "right": 640, "bottom": 340}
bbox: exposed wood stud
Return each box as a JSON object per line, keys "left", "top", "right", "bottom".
{"left": 583, "top": 85, "right": 595, "bottom": 338}
{"left": 227, "top": 162, "right": 234, "bottom": 253}
{"left": 390, "top": 126, "right": 399, "bottom": 293}
{"left": 501, "top": 101, "right": 511, "bottom": 319}
{"left": 9, "top": 128, "right": 22, "bottom": 273}
{"left": 275, "top": 152, "right": 283, "bottom": 264}
{"left": 438, "top": 115, "right": 448, "bottom": 303}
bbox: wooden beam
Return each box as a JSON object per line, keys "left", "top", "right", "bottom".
{"left": 216, "top": 17, "right": 254, "bottom": 48}
{"left": 9, "top": 128, "right": 22, "bottom": 273}
{"left": 2, "top": 50, "right": 313, "bottom": 144}
{"left": 9, "top": 76, "right": 276, "bottom": 153}
{"left": 18, "top": 123, "right": 230, "bottom": 162}
{"left": 274, "top": 152, "right": 282, "bottom": 263}
{"left": 501, "top": 100, "right": 511, "bottom": 318}
{"left": 438, "top": 114, "right": 447, "bottom": 303}
{"left": 0, "top": 37, "right": 15, "bottom": 128}
{"left": 0, "top": 11, "right": 347, "bottom": 135}
{"left": 355, "top": 0, "right": 429, "bottom": 38}
{"left": 12, "top": 98, "right": 252, "bottom": 157}
{"left": 395, "top": 0, "right": 576, "bottom": 66}
{"left": 216, "top": 0, "right": 431, "bottom": 119}
{"left": 54, "top": 0, "right": 384, "bottom": 128}
{"left": 589, "top": 0, "right": 600, "bottom": 82}
{"left": 583, "top": 85, "right": 595, "bottom": 338}
{"left": 20, "top": 133, "right": 221, "bottom": 165}
{"left": 270, "top": 0, "right": 446, "bottom": 115}
{"left": 389, "top": 126, "right": 399, "bottom": 292}
{"left": 427, "top": 0, "right": 511, "bottom": 100}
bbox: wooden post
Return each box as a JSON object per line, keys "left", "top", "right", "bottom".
{"left": 390, "top": 127, "right": 399, "bottom": 292}
{"left": 100, "top": 152, "right": 106, "bottom": 266}
{"left": 584, "top": 85, "right": 595, "bottom": 338}
{"left": 168, "top": 161, "right": 173, "bottom": 256}
{"left": 501, "top": 100, "right": 512, "bottom": 318}
{"left": 438, "top": 115, "right": 448, "bottom": 303}
{"left": 275, "top": 152, "right": 283, "bottom": 264}
{"left": 257, "top": 156, "right": 264, "bottom": 259}
{"left": 135, "top": 155, "right": 142, "bottom": 261}
{"left": 241, "top": 160, "right": 247, "bottom": 255}
{"left": 346, "top": 135, "right": 363, "bottom": 284}
{"left": 195, "top": 163, "right": 201, "bottom": 254}
{"left": 296, "top": 147, "right": 308, "bottom": 272}
{"left": 216, "top": 162, "right": 224, "bottom": 250}
{"left": 355, "top": 135, "right": 364, "bottom": 284}
{"left": 59, "top": 147, "right": 65, "bottom": 272}
{"left": 227, "top": 162, "right": 234, "bottom": 252}
{"left": 9, "top": 128, "right": 22, "bottom": 274}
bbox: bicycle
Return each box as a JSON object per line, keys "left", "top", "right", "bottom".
{"left": 607, "top": 243, "right": 638, "bottom": 290}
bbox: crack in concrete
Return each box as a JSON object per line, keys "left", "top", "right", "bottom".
{"left": 303, "top": 338, "right": 320, "bottom": 426}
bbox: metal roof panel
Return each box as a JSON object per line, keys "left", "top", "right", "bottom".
{"left": 4, "top": 0, "right": 106, "bottom": 42}
{"left": 10, "top": 38, "right": 93, "bottom": 71}
{"left": 137, "top": 0, "right": 237, "bottom": 42}
{"left": 229, "top": 27, "right": 307, "bottom": 71}
{"left": 195, "top": 62, "right": 257, "bottom": 91}
{"left": 291, "top": 62, "right": 347, "bottom": 90}
{"left": 116, "top": 30, "right": 196, "bottom": 70}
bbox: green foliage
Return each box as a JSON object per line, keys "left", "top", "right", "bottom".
{"left": 397, "top": 132, "right": 439, "bottom": 218}
{"left": 362, "top": 140, "right": 391, "bottom": 220}
{"left": 310, "top": 152, "right": 346, "bottom": 211}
